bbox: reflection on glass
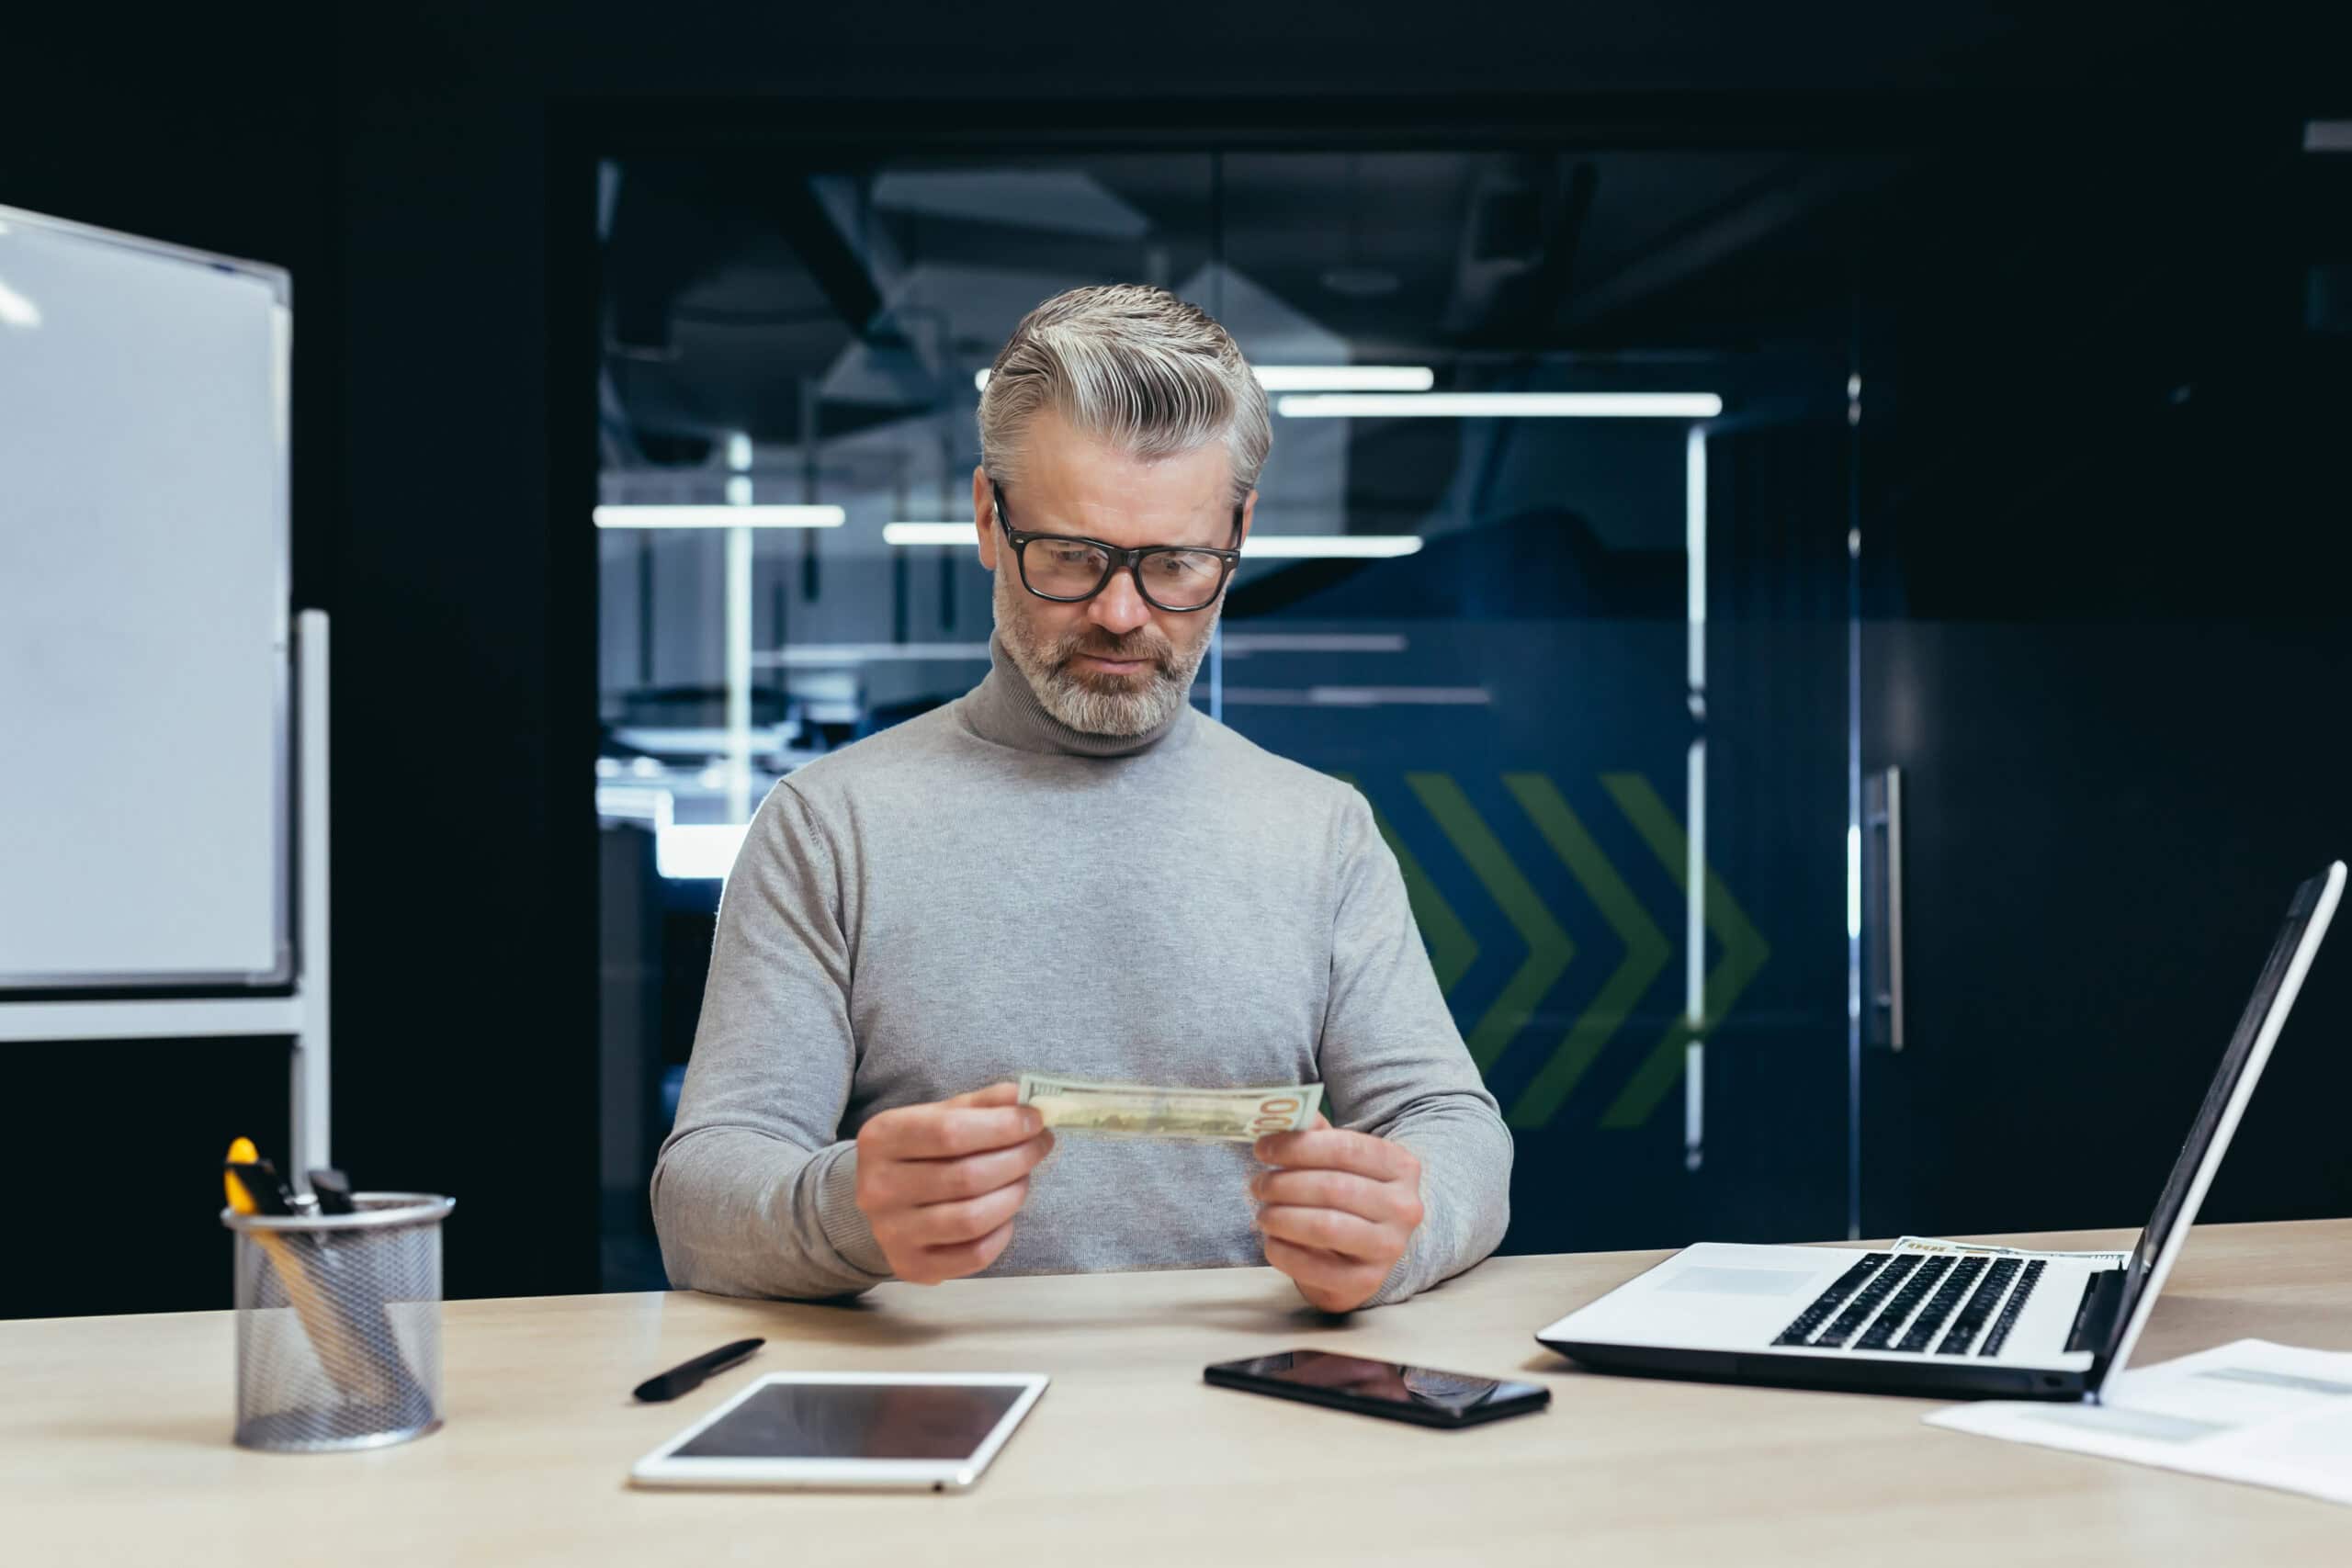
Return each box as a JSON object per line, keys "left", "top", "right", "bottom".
{"left": 594, "top": 147, "right": 1861, "bottom": 1288}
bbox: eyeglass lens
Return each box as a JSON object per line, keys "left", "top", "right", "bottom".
{"left": 1023, "top": 538, "right": 1228, "bottom": 610}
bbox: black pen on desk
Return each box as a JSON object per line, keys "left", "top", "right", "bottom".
{"left": 633, "top": 1338, "right": 765, "bottom": 1403}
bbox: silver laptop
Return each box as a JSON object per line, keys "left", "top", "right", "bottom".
{"left": 1537, "top": 861, "right": 2343, "bottom": 1402}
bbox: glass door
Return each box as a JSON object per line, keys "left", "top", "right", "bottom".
{"left": 1216, "top": 150, "right": 1865, "bottom": 1250}
{"left": 593, "top": 139, "right": 1879, "bottom": 1280}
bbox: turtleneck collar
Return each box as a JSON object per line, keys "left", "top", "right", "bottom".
{"left": 956, "top": 634, "right": 1193, "bottom": 759}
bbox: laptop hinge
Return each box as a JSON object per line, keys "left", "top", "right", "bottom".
{"left": 2064, "top": 1266, "right": 2130, "bottom": 1358}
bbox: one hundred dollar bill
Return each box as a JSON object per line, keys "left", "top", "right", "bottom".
{"left": 1016, "top": 1074, "right": 1323, "bottom": 1142}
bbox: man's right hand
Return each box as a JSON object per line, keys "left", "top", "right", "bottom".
{"left": 853, "top": 1082, "right": 1055, "bottom": 1285}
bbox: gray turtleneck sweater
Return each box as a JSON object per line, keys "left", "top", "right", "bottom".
{"left": 651, "top": 638, "right": 1512, "bottom": 1305}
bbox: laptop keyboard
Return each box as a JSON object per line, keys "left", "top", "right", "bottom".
{"left": 1770, "top": 1253, "right": 2047, "bottom": 1357}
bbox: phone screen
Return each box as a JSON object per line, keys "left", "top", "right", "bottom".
{"left": 1215, "top": 1350, "right": 1546, "bottom": 1417}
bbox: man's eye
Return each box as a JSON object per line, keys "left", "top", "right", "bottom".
{"left": 1149, "top": 552, "right": 1219, "bottom": 581}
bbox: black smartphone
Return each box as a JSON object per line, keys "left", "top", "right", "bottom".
{"left": 1204, "top": 1350, "right": 1551, "bottom": 1428}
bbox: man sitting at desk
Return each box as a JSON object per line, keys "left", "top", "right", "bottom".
{"left": 652, "top": 285, "right": 1511, "bottom": 1313}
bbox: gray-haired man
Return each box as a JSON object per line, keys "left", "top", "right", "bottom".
{"left": 653, "top": 284, "right": 1511, "bottom": 1312}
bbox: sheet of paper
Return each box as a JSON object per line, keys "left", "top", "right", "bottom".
{"left": 1927, "top": 1338, "right": 2352, "bottom": 1507}
{"left": 1893, "top": 1235, "right": 2134, "bottom": 1270}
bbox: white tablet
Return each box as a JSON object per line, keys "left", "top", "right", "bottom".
{"left": 628, "top": 1371, "right": 1049, "bottom": 1492}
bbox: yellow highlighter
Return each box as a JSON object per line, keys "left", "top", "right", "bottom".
{"left": 224, "top": 1138, "right": 402, "bottom": 1407}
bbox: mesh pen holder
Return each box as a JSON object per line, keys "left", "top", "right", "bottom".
{"left": 221, "top": 1193, "right": 455, "bottom": 1452}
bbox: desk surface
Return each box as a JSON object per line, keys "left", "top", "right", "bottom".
{"left": 8, "top": 1220, "right": 2349, "bottom": 1566}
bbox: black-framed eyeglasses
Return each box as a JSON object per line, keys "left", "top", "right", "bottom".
{"left": 989, "top": 479, "right": 1242, "bottom": 614}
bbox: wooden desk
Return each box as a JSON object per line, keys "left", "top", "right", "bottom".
{"left": 8, "top": 1221, "right": 2348, "bottom": 1566}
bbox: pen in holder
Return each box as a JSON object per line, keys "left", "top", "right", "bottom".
{"left": 221, "top": 1192, "right": 455, "bottom": 1451}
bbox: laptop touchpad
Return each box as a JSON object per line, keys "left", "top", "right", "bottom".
{"left": 1659, "top": 1266, "right": 1816, "bottom": 1297}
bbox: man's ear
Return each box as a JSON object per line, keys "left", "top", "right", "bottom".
{"left": 1236, "top": 489, "right": 1258, "bottom": 548}
{"left": 971, "top": 464, "right": 999, "bottom": 571}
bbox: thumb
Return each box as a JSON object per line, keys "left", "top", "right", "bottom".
{"left": 945, "top": 1081, "right": 1022, "bottom": 1109}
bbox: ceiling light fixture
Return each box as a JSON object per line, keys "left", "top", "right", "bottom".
{"left": 1251, "top": 366, "right": 1433, "bottom": 391}
{"left": 882, "top": 523, "right": 1422, "bottom": 559}
{"left": 594, "top": 504, "right": 846, "bottom": 529}
{"left": 1277, "top": 392, "right": 1723, "bottom": 419}
{"left": 1242, "top": 536, "right": 1422, "bottom": 559}
{"left": 883, "top": 522, "right": 978, "bottom": 547}
{"left": 975, "top": 366, "right": 1435, "bottom": 394}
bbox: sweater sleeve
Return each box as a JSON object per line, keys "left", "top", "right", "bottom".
{"left": 650, "top": 782, "right": 893, "bottom": 1299}
{"left": 1316, "top": 788, "right": 1514, "bottom": 1307}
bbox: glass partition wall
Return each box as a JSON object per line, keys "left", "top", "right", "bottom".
{"left": 594, "top": 143, "right": 1874, "bottom": 1286}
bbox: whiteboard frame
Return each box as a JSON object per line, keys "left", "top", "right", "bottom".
{"left": 0, "top": 202, "right": 297, "bottom": 992}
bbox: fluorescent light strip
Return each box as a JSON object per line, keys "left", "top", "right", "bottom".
{"left": 1219, "top": 686, "right": 1491, "bottom": 707}
{"left": 1220, "top": 634, "right": 1406, "bottom": 654}
{"left": 1243, "top": 536, "right": 1421, "bottom": 558}
{"left": 975, "top": 365, "right": 1433, "bottom": 393}
{"left": 1252, "top": 366, "right": 1433, "bottom": 391}
{"left": 595, "top": 504, "right": 845, "bottom": 528}
{"left": 757, "top": 642, "right": 992, "bottom": 667}
{"left": 882, "top": 524, "right": 1421, "bottom": 559}
{"left": 883, "top": 522, "right": 978, "bottom": 547}
{"left": 1276, "top": 392, "right": 1723, "bottom": 419}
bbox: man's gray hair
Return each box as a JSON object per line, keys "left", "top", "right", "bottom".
{"left": 978, "top": 284, "right": 1272, "bottom": 517}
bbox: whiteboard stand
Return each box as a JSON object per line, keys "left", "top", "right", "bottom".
{"left": 0, "top": 610, "right": 332, "bottom": 1179}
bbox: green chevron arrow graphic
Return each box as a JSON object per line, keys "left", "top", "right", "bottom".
{"left": 1407, "top": 773, "right": 1574, "bottom": 1073}
{"left": 1597, "top": 772, "right": 1770, "bottom": 1129}
{"left": 1501, "top": 773, "right": 1671, "bottom": 1129}
{"left": 1329, "top": 773, "right": 1478, "bottom": 996}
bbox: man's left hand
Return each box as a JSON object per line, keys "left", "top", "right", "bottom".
{"left": 1250, "top": 1117, "right": 1425, "bottom": 1313}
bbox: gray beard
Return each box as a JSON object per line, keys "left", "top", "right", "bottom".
{"left": 992, "top": 573, "right": 1213, "bottom": 738}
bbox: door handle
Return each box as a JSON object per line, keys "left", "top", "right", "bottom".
{"left": 1864, "top": 766, "right": 1905, "bottom": 1049}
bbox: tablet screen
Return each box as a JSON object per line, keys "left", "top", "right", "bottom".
{"left": 671, "top": 1382, "right": 1026, "bottom": 1461}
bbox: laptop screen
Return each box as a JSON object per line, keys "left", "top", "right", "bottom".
{"left": 2100, "top": 863, "right": 2343, "bottom": 1382}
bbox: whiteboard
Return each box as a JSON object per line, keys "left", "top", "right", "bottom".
{"left": 0, "top": 206, "right": 293, "bottom": 989}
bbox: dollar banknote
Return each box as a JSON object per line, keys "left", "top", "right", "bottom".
{"left": 1016, "top": 1074, "right": 1323, "bottom": 1142}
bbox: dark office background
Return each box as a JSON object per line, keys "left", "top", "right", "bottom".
{"left": 6, "top": 3, "right": 2348, "bottom": 1317}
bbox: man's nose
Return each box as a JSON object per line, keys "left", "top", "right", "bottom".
{"left": 1088, "top": 570, "right": 1152, "bottom": 636}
